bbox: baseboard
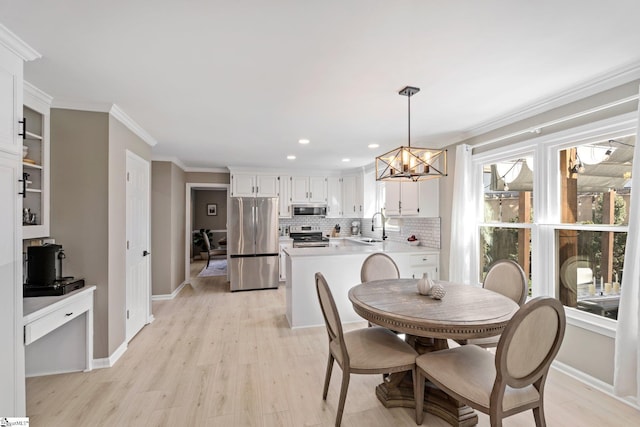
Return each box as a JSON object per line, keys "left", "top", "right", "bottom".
{"left": 93, "top": 341, "right": 127, "bottom": 369}
{"left": 552, "top": 360, "right": 640, "bottom": 411}
{"left": 151, "top": 280, "right": 188, "bottom": 301}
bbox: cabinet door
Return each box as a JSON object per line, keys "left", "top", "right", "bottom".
{"left": 384, "top": 181, "right": 401, "bottom": 216}
{"left": 419, "top": 178, "right": 439, "bottom": 217}
{"left": 290, "top": 176, "right": 309, "bottom": 203}
{"left": 0, "top": 48, "right": 22, "bottom": 156}
{"left": 326, "top": 176, "right": 342, "bottom": 218}
{"left": 256, "top": 174, "right": 279, "bottom": 197}
{"left": 308, "top": 176, "right": 327, "bottom": 203}
{"left": 231, "top": 173, "right": 256, "bottom": 197}
{"left": 278, "top": 175, "right": 291, "bottom": 218}
{"left": 279, "top": 241, "right": 292, "bottom": 281}
{"left": 0, "top": 154, "right": 24, "bottom": 415}
{"left": 342, "top": 175, "right": 357, "bottom": 216}
{"left": 400, "top": 181, "right": 420, "bottom": 216}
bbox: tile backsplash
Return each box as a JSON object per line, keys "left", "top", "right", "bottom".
{"left": 279, "top": 216, "right": 440, "bottom": 249}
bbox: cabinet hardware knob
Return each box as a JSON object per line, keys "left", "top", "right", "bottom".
{"left": 18, "top": 172, "right": 28, "bottom": 198}
{"left": 65, "top": 312, "right": 73, "bottom": 316}
{"left": 18, "top": 117, "right": 27, "bottom": 139}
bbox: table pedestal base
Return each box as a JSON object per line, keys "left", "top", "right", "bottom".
{"left": 375, "top": 372, "right": 477, "bottom": 427}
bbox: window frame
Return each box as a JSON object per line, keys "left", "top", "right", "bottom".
{"left": 472, "top": 111, "right": 637, "bottom": 335}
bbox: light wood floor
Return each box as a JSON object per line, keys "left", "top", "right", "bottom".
{"left": 26, "top": 260, "right": 640, "bottom": 426}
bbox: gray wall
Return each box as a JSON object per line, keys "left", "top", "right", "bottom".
{"left": 151, "top": 161, "right": 186, "bottom": 296}
{"left": 443, "top": 80, "right": 640, "bottom": 385}
{"left": 193, "top": 189, "right": 227, "bottom": 230}
{"left": 50, "top": 109, "right": 151, "bottom": 359}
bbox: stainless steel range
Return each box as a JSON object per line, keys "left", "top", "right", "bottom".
{"left": 289, "top": 225, "right": 330, "bottom": 248}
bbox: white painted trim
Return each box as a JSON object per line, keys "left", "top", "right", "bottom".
{"left": 466, "top": 60, "right": 640, "bottom": 140}
{"left": 565, "top": 307, "right": 617, "bottom": 338}
{"left": 51, "top": 99, "right": 114, "bottom": 112}
{"left": 185, "top": 183, "right": 230, "bottom": 281}
{"left": 552, "top": 361, "right": 640, "bottom": 411}
{"left": 152, "top": 281, "right": 188, "bottom": 301}
{"left": 23, "top": 81, "right": 52, "bottom": 108}
{"left": 184, "top": 166, "right": 230, "bottom": 173}
{"left": 151, "top": 156, "right": 188, "bottom": 171}
{"left": 92, "top": 341, "right": 128, "bottom": 369}
{"left": 109, "top": 104, "right": 157, "bottom": 147}
{"left": 0, "top": 23, "right": 41, "bottom": 61}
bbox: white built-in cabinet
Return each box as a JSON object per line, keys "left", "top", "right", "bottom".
{"left": 22, "top": 82, "right": 51, "bottom": 239}
{"left": 384, "top": 179, "right": 438, "bottom": 217}
{"left": 278, "top": 175, "right": 291, "bottom": 218}
{"left": 0, "top": 31, "right": 39, "bottom": 417}
{"left": 326, "top": 176, "right": 342, "bottom": 218}
{"left": 279, "top": 238, "right": 292, "bottom": 281}
{"left": 342, "top": 175, "right": 360, "bottom": 217}
{"left": 290, "top": 175, "right": 327, "bottom": 204}
{"left": 231, "top": 173, "right": 279, "bottom": 197}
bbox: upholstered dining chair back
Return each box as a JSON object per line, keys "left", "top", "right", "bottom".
{"left": 360, "top": 253, "right": 400, "bottom": 283}
{"left": 315, "top": 273, "right": 349, "bottom": 366}
{"left": 484, "top": 259, "right": 528, "bottom": 306}
{"left": 497, "top": 296, "right": 566, "bottom": 389}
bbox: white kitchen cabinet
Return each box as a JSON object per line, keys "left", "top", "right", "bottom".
{"left": 0, "top": 32, "right": 39, "bottom": 417}
{"left": 22, "top": 83, "right": 52, "bottom": 239}
{"left": 418, "top": 178, "right": 439, "bottom": 217}
{"left": 384, "top": 181, "right": 419, "bottom": 216}
{"left": 342, "top": 174, "right": 360, "bottom": 216}
{"left": 279, "top": 239, "right": 293, "bottom": 281}
{"left": 278, "top": 175, "right": 291, "bottom": 218}
{"left": 326, "top": 176, "right": 342, "bottom": 218}
{"left": 231, "top": 173, "right": 279, "bottom": 197}
{"left": 290, "top": 176, "right": 327, "bottom": 204}
{"left": 394, "top": 252, "right": 440, "bottom": 280}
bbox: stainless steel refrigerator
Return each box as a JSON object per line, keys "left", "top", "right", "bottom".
{"left": 228, "top": 197, "right": 279, "bottom": 291}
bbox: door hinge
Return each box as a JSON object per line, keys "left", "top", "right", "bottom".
{"left": 126, "top": 240, "right": 130, "bottom": 249}
{"left": 127, "top": 172, "right": 130, "bottom": 182}
{"left": 127, "top": 310, "right": 130, "bottom": 319}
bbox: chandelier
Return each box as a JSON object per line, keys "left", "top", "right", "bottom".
{"left": 375, "top": 86, "right": 447, "bottom": 182}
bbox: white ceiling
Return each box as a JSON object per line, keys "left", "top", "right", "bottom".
{"left": 3, "top": 0, "right": 640, "bottom": 172}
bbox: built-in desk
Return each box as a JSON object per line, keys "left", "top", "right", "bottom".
{"left": 23, "top": 286, "right": 96, "bottom": 377}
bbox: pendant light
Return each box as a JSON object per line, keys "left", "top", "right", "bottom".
{"left": 375, "top": 86, "right": 447, "bottom": 181}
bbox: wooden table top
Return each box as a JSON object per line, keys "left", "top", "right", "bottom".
{"left": 348, "top": 279, "right": 519, "bottom": 340}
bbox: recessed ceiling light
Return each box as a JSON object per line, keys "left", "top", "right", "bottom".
{"left": 287, "top": 155, "right": 296, "bottom": 160}
{"left": 342, "top": 158, "right": 351, "bottom": 162}
{"left": 368, "top": 143, "right": 379, "bottom": 149}
{"left": 298, "top": 139, "right": 310, "bottom": 145}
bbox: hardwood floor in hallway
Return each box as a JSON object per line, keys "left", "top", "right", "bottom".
{"left": 25, "top": 261, "right": 640, "bottom": 426}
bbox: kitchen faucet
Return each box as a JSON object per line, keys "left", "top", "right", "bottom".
{"left": 371, "top": 210, "right": 387, "bottom": 240}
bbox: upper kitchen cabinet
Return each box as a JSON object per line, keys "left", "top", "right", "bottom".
{"left": 290, "top": 176, "right": 327, "bottom": 204}
{"left": 383, "top": 179, "right": 439, "bottom": 217}
{"left": 22, "top": 82, "right": 52, "bottom": 239}
{"left": 231, "top": 172, "right": 279, "bottom": 197}
{"left": 278, "top": 175, "right": 291, "bottom": 218}
{"left": 342, "top": 174, "right": 360, "bottom": 217}
{"left": 326, "top": 176, "right": 342, "bottom": 218}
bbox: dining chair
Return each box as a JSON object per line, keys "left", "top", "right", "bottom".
{"left": 458, "top": 259, "right": 528, "bottom": 348}
{"left": 202, "top": 231, "right": 214, "bottom": 268}
{"left": 415, "top": 296, "right": 566, "bottom": 426}
{"left": 315, "top": 272, "right": 419, "bottom": 427}
{"left": 360, "top": 252, "right": 400, "bottom": 283}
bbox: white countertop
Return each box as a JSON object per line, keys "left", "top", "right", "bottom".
{"left": 24, "top": 285, "right": 96, "bottom": 323}
{"left": 285, "top": 239, "right": 438, "bottom": 257}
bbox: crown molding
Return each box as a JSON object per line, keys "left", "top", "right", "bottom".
{"left": 24, "top": 81, "right": 53, "bottom": 112}
{"left": 464, "top": 60, "right": 640, "bottom": 140}
{"left": 150, "top": 156, "right": 188, "bottom": 170}
{"left": 0, "top": 24, "right": 41, "bottom": 61}
{"left": 50, "top": 100, "right": 157, "bottom": 147}
{"left": 109, "top": 104, "right": 157, "bottom": 147}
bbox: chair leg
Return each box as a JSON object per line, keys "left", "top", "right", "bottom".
{"left": 206, "top": 252, "right": 211, "bottom": 268}
{"left": 533, "top": 405, "right": 546, "bottom": 427}
{"left": 415, "top": 368, "right": 425, "bottom": 425}
{"left": 335, "top": 369, "right": 350, "bottom": 427}
{"left": 323, "top": 354, "right": 334, "bottom": 400}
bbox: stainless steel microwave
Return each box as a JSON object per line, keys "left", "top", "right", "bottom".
{"left": 292, "top": 205, "right": 327, "bottom": 217}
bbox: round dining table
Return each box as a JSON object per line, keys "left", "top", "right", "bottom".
{"left": 348, "top": 278, "right": 519, "bottom": 427}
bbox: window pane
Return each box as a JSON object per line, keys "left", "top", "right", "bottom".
{"left": 556, "top": 229, "right": 626, "bottom": 320}
{"left": 479, "top": 226, "right": 532, "bottom": 290}
{"left": 559, "top": 137, "right": 634, "bottom": 225}
{"left": 483, "top": 158, "right": 533, "bottom": 223}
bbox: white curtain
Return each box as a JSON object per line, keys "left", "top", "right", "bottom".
{"left": 448, "top": 144, "right": 478, "bottom": 284}
{"left": 614, "top": 97, "right": 640, "bottom": 404}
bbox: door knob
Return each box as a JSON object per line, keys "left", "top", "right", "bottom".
{"left": 143, "top": 250, "right": 151, "bottom": 256}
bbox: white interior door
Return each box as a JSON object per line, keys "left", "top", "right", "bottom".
{"left": 126, "top": 150, "right": 150, "bottom": 342}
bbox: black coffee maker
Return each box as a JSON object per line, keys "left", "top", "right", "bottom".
{"left": 24, "top": 244, "right": 84, "bottom": 297}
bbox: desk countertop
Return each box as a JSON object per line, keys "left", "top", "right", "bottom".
{"left": 24, "top": 285, "right": 96, "bottom": 323}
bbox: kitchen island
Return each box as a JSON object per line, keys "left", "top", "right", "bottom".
{"left": 284, "top": 239, "right": 439, "bottom": 328}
